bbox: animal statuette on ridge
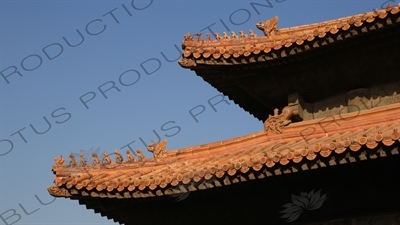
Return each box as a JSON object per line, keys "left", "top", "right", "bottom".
{"left": 92, "top": 152, "right": 100, "bottom": 165}
{"left": 103, "top": 152, "right": 111, "bottom": 164}
{"left": 223, "top": 32, "right": 230, "bottom": 39}
{"left": 196, "top": 32, "right": 202, "bottom": 42}
{"left": 249, "top": 29, "right": 257, "bottom": 38}
{"left": 264, "top": 106, "right": 293, "bottom": 134}
{"left": 69, "top": 154, "right": 77, "bottom": 167}
{"left": 214, "top": 32, "right": 222, "bottom": 40}
{"left": 114, "top": 150, "right": 124, "bottom": 164}
{"left": 137, "top": 148, "right": 145, "bottom": 162}
{"left": 53, "top": 148, "right": 151, "bottom": 167}
{"left": 80, "top": 153, "right": 87, "bottom": 166}
{"left": 126, "top": 150, "right": 135, "bottom": 162}
{"left": 184, "top": 32, "right": 193, "bottom": 41}
{"left": 147, "top": 139, "right": 167, "bottom": 158}
{"left": 54, "top": 155, "right": 65, "bottom": 166}
{"left": 231, "top": 31, "right": 238, "bottom": 39}
{"left": 239, "top": 30, "right": 248, "bottom": 38}
{"left": 256, "top": 16, "right": 280, "bottom": 38}
{"left": 206, "top": 33, "right": 212, "bottom": 41}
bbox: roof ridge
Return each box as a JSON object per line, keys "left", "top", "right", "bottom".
{"left": 48, "top": 119, "right": 400, "bottom": 198}
{"left": 49, "top": 103, "right": 400, "bottom": 198}
{"left": 179, "top": 3, "right": 400, "bottom": 67}
{"left": 51, "top": 102, "right": 400, "bottom": 172}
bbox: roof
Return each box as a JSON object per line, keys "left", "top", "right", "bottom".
{"left": 177, "top": 4, "right": 400, "bottom": 121}
{"left": 48, "top": 103, "right": 400, "bottom": 199}
{"left": 47, "top": 7, "right": 400, "bottom": 224}
{"left": 179, "top": 4, "right": 400, "bottom": 68}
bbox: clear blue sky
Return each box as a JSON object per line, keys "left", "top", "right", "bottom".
{"left": 0, "top": 0, "right": 397, "bottom": 224}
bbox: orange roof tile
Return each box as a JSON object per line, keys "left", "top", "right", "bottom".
{"left": 48, "top": 103, "right": 400, "bottom": 199}
{"left": 178, "top": 4, "right": 400, "bottom": 68}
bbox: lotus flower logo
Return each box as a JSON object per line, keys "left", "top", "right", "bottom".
{"left": 171, "top": 192, "right": 191, "bottom": 202}
{"left": 280, "top": 189, "right": 328, "bottom": 223}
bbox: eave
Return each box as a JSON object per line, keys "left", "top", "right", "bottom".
{"left": 48, "top": 103, "right": 400, "bottom": 200}
{"left": 179, "top": 5, "right": 400, "bottom": 68}
{"left": 178, "top": 5, "right": 400, "bottom": 121}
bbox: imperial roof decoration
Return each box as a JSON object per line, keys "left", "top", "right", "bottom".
{"left": 256, "top": 16, "right": 279, "bottom": 37}
{"left": 147, "top": 139, "right": 168, "bottom": 159}
{"left": 47, "top": 9, "right": 400, "bottom": 225}
{"left": 47, "top": 5, "right": 400, "bottom": 225}
{"left": 263, "top": 106, "right": 292, "bottom": 134}
{"left": 178, "top": 4, "right": 400, "bottom": 68}
{"left": 177, "top": 5, "right": 400, "bottom": 122}
{"left": 48, "top": 103, "right": 400, "bottom": 199}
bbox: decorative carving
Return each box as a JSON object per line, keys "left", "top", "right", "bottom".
{"left": 126, "top": 150, "right": 135, "bottom": 162}
{"left": 256, "top": 16, "right": 279, "bottom": 37}
{"left": 147, "top": 139, "right": 167, "bottom": 158}
{"left": 214, "top": 32, "right": 222, "bottom": 40}
{"left": 249, "top": 29, "right": 257, "bottom": 37}
{"left": 206, "top": 33, "right": 212, "bottom": 41}
{"left": 92, "top": 152, "right": 100, "bottom": 165}
{"left": 184, "top": 32, "right": 193, "bottom": 41}
{"left": 231, "top": 31, "right": 238, "bottom": 39}
{"left": 264, "top": 106, "right": 293, "bottom": 134}
{"left": 47, "top": 186, "right": 63, "bottom": 196}
{"left": 223, "top": 31, "right": 230, "bottom": 39}
{"left": 79, "top": 153, "right": 87, "bottom": 166}
{"left": 103, "top": 152, "right": 111, "bottom": 164}
{"left": 137, "top": 148, "right": 145, "bottom": 162}
{"left": 114, "top": 150, "right": 123, "bottom": 163}
{"left": 196, "top": 32, "right": 202, "bottom": 42}
{"left": 178, "top": 58, "right": 196, "bottom": 68}
{"left": 69, "top": 154, "right": 77, "bottom": 167}
{"left": 54, "top": 155, "right": 65, "bottom": 166}
{"left": 239, "top": 30, "right": 248, "bottom": 38}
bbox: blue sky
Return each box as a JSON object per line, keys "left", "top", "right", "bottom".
{"left": 0, "top": 0, "right": 397, "bottom": 224}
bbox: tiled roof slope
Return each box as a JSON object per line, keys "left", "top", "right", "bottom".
{"left": 48, "top": 103, "right": 400, "bottom": 199}
{"left": 178, "top": 4, "right": 400, "bottom": 68}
